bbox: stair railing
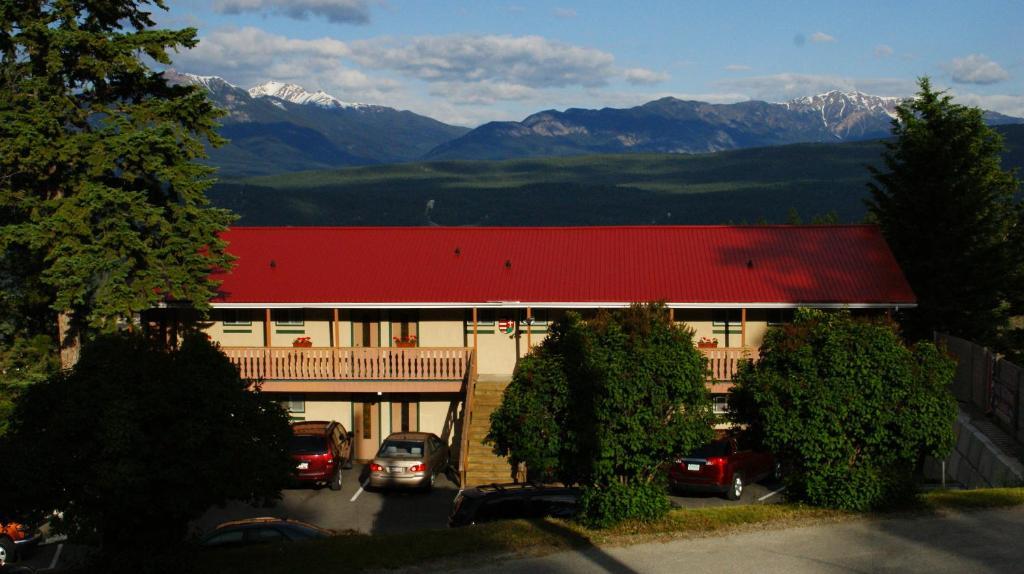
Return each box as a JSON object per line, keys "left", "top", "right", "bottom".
{"left": 458, "top": 349, "right": 477, "bottom": 487}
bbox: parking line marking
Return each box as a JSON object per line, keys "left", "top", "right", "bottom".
{"left": 350, "top": 480, "right": 369, "bottom": 502}
{"left": 758, "top": 487, "right": 786, "bottom": 502}
{"left": 48, "top": 543, "right": 64, "bottom": 571}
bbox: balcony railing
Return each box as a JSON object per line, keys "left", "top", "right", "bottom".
{"left": 222, "top": 346, "right": 472, "bottom": 382}
{"left": 701, "top": 347, "right": 757, "bottom": 382}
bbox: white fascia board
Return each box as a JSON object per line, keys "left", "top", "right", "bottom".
{"left": 204, "top": 301, "right": 915, "bottom": 310}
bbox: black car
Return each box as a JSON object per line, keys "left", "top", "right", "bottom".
{"left": 449, "top": 483, "right": 580, "bottom": 527}
{"left": 199, "top": 517, "right": 333, "bottom": 549}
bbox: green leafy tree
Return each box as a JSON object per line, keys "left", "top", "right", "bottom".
{"left": 0, "top": 334, "right": 294, "bottom": 569}
{"left": 489, "top": 304, "right": 714, "bottom": 527}
{"left": 730, "top": 309, "right": 957, "bottom": 511}
{"left": 867, "top": 77, "right": 1023, "bottom": 347}
{"left": 0, "top": 0, "right": 234, "bottom": 364}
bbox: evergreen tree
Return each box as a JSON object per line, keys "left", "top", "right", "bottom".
{"left": 867, "top": 77, "right": 1022, "bottom": 346}
{"left": 0, "top": 1, "right": 234, "bottom": 364}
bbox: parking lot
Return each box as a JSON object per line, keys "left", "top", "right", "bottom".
{"left": 193, "top": 465, "right": 786, "bottom": 536}
{"left": 12, "top": 467, "right": 784, "bottom": 571}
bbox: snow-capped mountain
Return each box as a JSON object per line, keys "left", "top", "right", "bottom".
{"left": 247, "top": 80, "right": 369, "bottom": 110}
{"left": 161, "top": 69, "right": 469, "bottom": 176}
{"left": 784, "top": 90, "right": 903, "bottom": 140}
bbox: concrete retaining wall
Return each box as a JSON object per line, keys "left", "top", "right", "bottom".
{"left": 925, "top": 410, "right": 1024, "bottom": 488}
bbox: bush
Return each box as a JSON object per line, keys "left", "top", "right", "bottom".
{"left": 488, "top": 303, "right": 713, "bottom": 526}
{"left": 578, "top": 480, "right": 673, "bottom": 529}
{"left": 730, "top": 309, "right": 957, "bottom": 511}
{"left": 0, "top": 333, "right": 295, "bottom": 571}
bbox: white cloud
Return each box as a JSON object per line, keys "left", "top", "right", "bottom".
{"left": 428, "top": 81, "right": 537, "bottom": 105}
{"left": 553, "top": 7, "right": 577, "bottom": 18}
{"left": 623, "top": 68, "right": 669, "bottom": 85}
{"left": 809, "top": 32, "right": 836, "bottom": 43}
{"left": 212, "top": 0, "right": 371, "bottom": 23}
{"left": 716, "top": 73, "right": 915, "bottom": 101}
{"left": 947, "top": 54, "right": 1009, "bottom": 85}
{"left": 874, "top": 44, "right": 893, "bottom": 58}
{"left": 171, "top": 27, "right": 397, "bottom": 101}
{"left": 724, "top": 64, "right": 752, "bottom": 72}
{"left": 950, "top": 91, "right": 1024, "bottom": 118}
{"left": 348, "top": 35, "right": 618, "bottom": 89}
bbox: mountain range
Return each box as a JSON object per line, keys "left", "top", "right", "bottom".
{"left": 166, "top": 70, "right": 1024, "bottom": 177}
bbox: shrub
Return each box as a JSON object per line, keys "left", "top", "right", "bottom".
{"left": 730, "top": 309, "right": 957, "bottom": 511}
{"left": 578, "top": 479, "right": 673, "bottom": 529}
{"left": 488, "top": 303, "right": 713, "bottom": 525}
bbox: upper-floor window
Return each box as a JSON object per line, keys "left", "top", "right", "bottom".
{"left": 712, "top": 309, "right": 742, "bottom": 347}
{"left": 272, "top": 309, "right": 305, "bottom": 326}
{"left": 767, "top": 309, "right": 794, "bottom": 326}
{"left": 221, "top": 309, "right": 252, "bottom": 326}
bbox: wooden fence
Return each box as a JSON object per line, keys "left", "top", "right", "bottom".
{"left": 937, "top": 333, "right": 1024, "bottom": 444}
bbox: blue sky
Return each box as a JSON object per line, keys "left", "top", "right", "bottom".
{"left": 163, "top": 0, "right": 1024, "bottom": 126}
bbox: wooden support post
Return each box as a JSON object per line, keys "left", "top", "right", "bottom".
{"left": 669, "top": 307, "right": 675, "bottom": 323}
{"left": 472, "top": 307, "right": 479, "bottom": 378}
{"left": 526, "top": 307, "right": 532, "bottom": 349}
{"left": 264, "top": 308, "right": 273, "bottom": 380}
{"left": 332, "top": 308, "right": 340, "bottom": 378}
{"left": 740, "top": 308, "right": 747, "bottom": 348}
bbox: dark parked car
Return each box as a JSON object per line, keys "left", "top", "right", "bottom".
{"left": 199, "top": 517, "right": 333, "bottom": 549}
{"left": 449, "top": 483, "right": 580, "bottom": 527}
{"left": 289, "top": 421, "right": 353, "bottom": 490}
{"left": 368, "top": 432, "right": 450, "bottom": 491}
{"left": 667, "top": 434, "right": 777, "bottom": 500}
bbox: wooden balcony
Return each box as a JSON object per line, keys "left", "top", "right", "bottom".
{"left": 222, "top": 346, "right": 473, "bottom": 393}
{"left": 701, "top": 347, "right": 758, "bottom": 392}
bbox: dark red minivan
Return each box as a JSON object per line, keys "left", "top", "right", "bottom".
{"left": 667, "top": 434, "right": 777, "bottom": 500}
{"left": 289, "top": 421, "right": 353, "bottom": 490}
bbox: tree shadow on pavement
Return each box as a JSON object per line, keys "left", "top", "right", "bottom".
{"left": 529, "top": 519, "right": 641, "bottom": 574}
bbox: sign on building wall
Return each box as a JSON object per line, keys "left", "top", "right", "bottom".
{"left": 497, "top": 319, "right": 515, "bottom": 334}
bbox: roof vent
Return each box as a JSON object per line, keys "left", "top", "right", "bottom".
{"left": 746, "top": 259, "right": 754, "bottom": 269}
{"left": 505, "top": 259, "right": 512, "bottom": 269}
{"left": 454, "top": 247, "right": 461, "bottom": 256}
{"left": 270, "top": 259, "right": 277, "bottom": 269}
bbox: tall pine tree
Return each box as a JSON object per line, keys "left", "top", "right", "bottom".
{"left": 867, "top": 77, "right": 1023, "bottom": 348}
{"left": 0, "top": 1, "right": 234, "bottom": 368}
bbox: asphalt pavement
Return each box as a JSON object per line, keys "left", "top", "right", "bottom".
{"left": 444, "top": 506, "right": 1024, "bottom": 574}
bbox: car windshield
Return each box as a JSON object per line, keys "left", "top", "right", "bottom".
{"left": 289, "top": 435, "right": 327, "bottom": 454}
{"left": 377, "top": 440, "right": 425, "bottom": 457}
{"left": 685, "top": 441, "right": 731, "bottom": 459}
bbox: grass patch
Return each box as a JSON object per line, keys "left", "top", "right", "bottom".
{"left": 190, "top": 488, "right": 1024, "bottom": 574}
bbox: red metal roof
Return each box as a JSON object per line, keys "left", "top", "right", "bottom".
{"left": 210, "top": 226, "right": 915, "bottom": 307}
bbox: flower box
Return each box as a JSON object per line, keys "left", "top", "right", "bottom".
{"left": 697, "top": 337, "right": 719, "bottom": 349}
{"left": 292, "top": 337, "right": 313, "bottom": 348}
{"left": 393, "top": 335, "right": 417, "bottom": 348}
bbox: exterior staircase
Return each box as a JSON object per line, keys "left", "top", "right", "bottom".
{"left": 463, "top": 375, "right": 516, "bottom": 486}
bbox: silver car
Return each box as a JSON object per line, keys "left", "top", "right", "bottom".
{"left": 368, "top": 432, "right": 450, "bottom": 490}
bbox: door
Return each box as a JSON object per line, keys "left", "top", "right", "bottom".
{"left": 353, "top": 400, "right": 380, "bottom": 460}
{"left": 352, "top": 311, "right": 380, "bottom": 348}
{"left": 390, "top": 396, "right": 418, "bottom": 433}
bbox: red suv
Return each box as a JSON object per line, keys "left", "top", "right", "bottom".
{"left": 289, "top": 421, "right": 353, "bottom": 490}
{"left": 667, "top": 434, "right": 777, "bottom": 500}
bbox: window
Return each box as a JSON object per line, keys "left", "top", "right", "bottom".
{"left": 254, "top": 528, "right": 285, "bottom": 542}
{"left": 712, "top": 310, "right": 742, "bottom": 347}
{"left": 712, "top": 395, "right": 730, "bottom": 415}
{"left": 204, "top": 530, "right": 244, "bottom": 547}
{"left": 272, "top": 309, "right": 305, "bottom": 326}
{"left": 221, "top": 309, "right": 252, "bottom": 326}
{"left": 280, "top": 394, "right": 305, "bottom": 414}
{"left": 767, "top": 309, "right": 793, "bottom": 326}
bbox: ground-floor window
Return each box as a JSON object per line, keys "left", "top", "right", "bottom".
{"left": 280, "top": 393, "right": 306, "bottom": 421}
{"left": 712, "top": 395, "right": 730, "bottom": 415}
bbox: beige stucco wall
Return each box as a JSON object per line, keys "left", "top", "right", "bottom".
{"left": 418, "top": 397, "right": 462, "bottom": 445}
{"left": 417, "top": 309, "right": 465, "bottom": 348}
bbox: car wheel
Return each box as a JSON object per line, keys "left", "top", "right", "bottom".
{"left": 329, "top": 469, "right": 342, "bottom": 491}
{"left": 726, "top": 473, "right": 744, "bottom": 501}
{"left": 0, "top": 535, "right": 15, "bottom": 564}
